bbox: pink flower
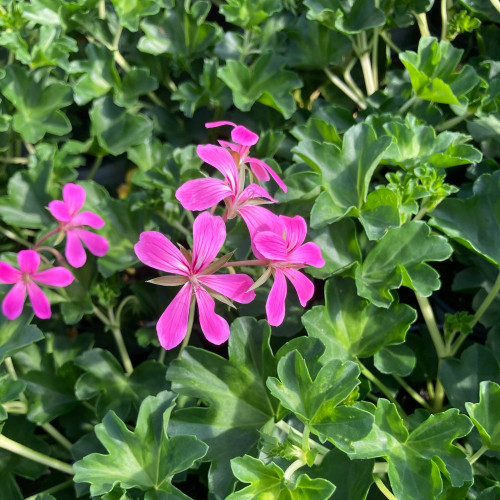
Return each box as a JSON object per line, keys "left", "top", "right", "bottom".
{"left": 252, "top": 215, "right": 325, "bottom": 327}
{"left": 0, "top": 250, "right": 74, "bottom": 320}
{"left": 206, "top": 121, "right": 287, "bottom": 192}
{"left": 176, "top": 145, "right": 277, "bottom": 228}
{"left": 48, "top": 183, "right": 109, "bottom": 268}
{"left": 134, "top": 212, "right": 256, "bottom": 350}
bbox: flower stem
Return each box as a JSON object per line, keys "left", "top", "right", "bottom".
{"left": 468, "top": 444, "right": 488, "bottom": 464}
{"left": 33, "top": 228, "right": 60, "bottom": 250}
{"left": 415, "top": 294, "right": 447, "bottom": 359}
{"left": 108, "top": 306, "right": 134, "bottom": 376}
{"left": 414, "top": 11, "right": 431, "bottom": 37}
{"left": 440, "top": 0, "right": 448, "bottom": 40}
{"left": 357, "top": 32, "right": 377, "bottom": 95}
{"left": 392, "top": 374, "right": 433, "bottom": 412}
{"left": 324, "top": 67, "right": 367, "bottom": 110}
{"left": 24, "top": 480, "right": 73, "bottom": 500}
{"left": 178, "top": 296, "right": 196, "bottom": 358}
{"left": 0, "top": 434, "right": 73, "bottom": 475}
{"left": 380, "top": 32, "right": 401, "bottom": 53}
{"left": 284, "top": 458, "right": 306, "bottom": 481}
{"left": 435, "top": 112, "right": 473, "bottom": 132}
{"left": 87, "top": 156, "right": 103, "bottom": 181}
{"left": 41, "top": 423, "right": 72, "bottom": 451}
{"left": 275, "top": 421, "right": 330, "bottom": 455}
{"left": 398, "top": 94, "right": 418, "bottom": 115}
{"left": 373, "top": 474, "right": 397, "bottom": 500}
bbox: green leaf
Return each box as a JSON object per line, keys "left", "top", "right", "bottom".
{"left": 90, "top": 97, "right": 153, "bottom": 156}
{"left": 303, "top": 277, "right": 417, "bottom": 360}
{"left": 399, "top": 37, "right": 480, "bottom": 105}
{"left": 30, "top": 26, "right": 78, "bottom": 70}
{"left": 0, "top": 375, "right": 26, "bottom": 422}
{"left": 218, "top": 53, "right": 303, "bottom": 118}
{"left": 383, "top": 116, "right": 482, "bottom": 170}
{"left": 355, "top": 221, "right": 453, "bottom": 307}
{"left": 227, "top": 455, "right": 335, "bottom": 500}
{"left": 73, "top": 391, "right": 208, "bottom": 496}
{"left": 285, "top": 15, "right": 351, "bottom": 69}
{"left": 359, "top": 187, "right": 401, "bottom": 240}
{"left": 294, "top": 123, "right": 392, "bottom": 226}
{"left": 221, "top": 0, "right": 282, "bottom": 29}
{"left": 114, "top": 67, "right": 159, "bottom": 108}
{"left": 466, "top": 381, "right": 500, "bottom": 451}
{"left": 74, "top": 348, "right": 167, "bottom": 420}
{"left": 459, "top": 0, "right": 500, "bottom": 23}
{"left": 347, "top": 400, "right": 473, "bottom": 500}
{"left": 0, "top": 65, "right": 72, "bottom": 142}
{"left": 374, "top": 344, "right": 416, "bottom": 377}
{"left": 440, "top": 344, "right": 500, "bottom": 411}
{"left": 0, "top": 312, "right": 44, "bottom": 365}
{"left": 305, "top": 0, "right": 386, "bottom": 34}
{"left": 111, "top": 0, "right": 163, "bottom": 31}
{"left": 167, "top": 317, "right": 278, "bottom": 498}
{"left": 138, "top": 2, "right": 219, "bottom": 62}
{"left": 430, "top": 171, "right": 500, "bottom": 267}
{"left": 290, "top": 117, "right": 342, "bottom": 146}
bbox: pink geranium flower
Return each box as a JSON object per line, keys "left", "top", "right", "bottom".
{"left": 206, "top": 121, "right": 287, "bottom": 192}
{"left": 134, "top": 212, "right": 255, "bottom": 350}
{"left": 252, "top": 215, "right": 325, "bottom": 327}
{"left": 0, "top": 250, "right": 74, "bottom": 320}
{"left": 176, "top": 144, "right": 276, "bottom": 227}
{"left": 48, "top": 183, "right": 109, "bottom": 268}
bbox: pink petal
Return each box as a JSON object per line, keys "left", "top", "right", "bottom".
{"left": 252, "top": 231, "right": 288, "bottom": 261}
{"left": 63, "top": 183, "right": 86, "bottom": 216}
{"left": 288, "top": 242, "right": 325, "bottom": 268}
{"left": 282, "top": 268, "right": 315, "bottom": 307}
{"left": 73, "top": 211, "right": 105, "bottom": 229}
{"left": 176, "top": 178, "right": 233, "bottom": 212}
{"left": 27, "top": 281, "right": 51, "bottom": 319}
{"left": 238, "top": 205, "right": 281, "bottom": 238}
{"left": 157, "top": 283, "right": 192, "bottom": 350}
{"left": 247, "top": 157, "right": 287, "bottom": 192}
{"left": 205, "top": 120, "right": 236, "bottom": 129}
{"left": 238, "top": 183, "right": 277, "bottom": 204}
{"left": 231, "top": 125, "right": 259, "bottom": 146}
{"left": 33, "top": 267, "right": 74, "bottom": 287}
{"left": 65, "top": 230, "right": 86, "bottom": 268}
{"left": 18, "top": 250, "right": 40, "bottom": 274}
{"left": 75, "top": 229, "right": 109, "bottom": 257}
{"left": 266, "top": 269, "right": 287, "bottom": 327}
{"left": 198, "top": 274, "right": 255, "bottom": 304}
{"left": 2, "top": 282, "right": 26, "bottom": 320}
{"left": 196, "top": 145, "right": 239, "bottom": 192}
{"left": 246, "top": 158, "right": 270, "bottom": 182}
{"left": 135, "top": 231, "right": 190, "bottom": 276}
{"left": 0, "top": 262, "right": 21, "bottom": 284}
{"left": 47, "top": 200, "right": 71, "bottom": 222}
{"left": 195, "top": 287, "right": 230, "bottom": 345}
{"left": 218, "top": 140, "right": 239, "bottom": 152}
{"left": 280, "top": 215, "right": 307, "bottom": 252}
{"left": 191, "top": 213, "right": 226, "bottom": 274}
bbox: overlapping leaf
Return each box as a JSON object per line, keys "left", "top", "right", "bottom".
{"left": 0, "top": 312, "right": 43, "bottom": 365}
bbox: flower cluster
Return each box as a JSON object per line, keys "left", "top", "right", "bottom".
{"left": 135, "top": 121, "right": 324, "bottom": 350}
{"left": 0, "top": 184, "right": 108, "bottom": 320}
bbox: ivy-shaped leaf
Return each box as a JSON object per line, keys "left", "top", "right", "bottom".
{"left": 345, "top": 399, "right": 473, "bottom": 500}
{"left": 0, "top": 375, "right": 26, "bottom": 423}
{"left": 30, "top": 26, "right": 78, "bottom": 70}
{"left": 218, "top": 53, "right": 303, "bottom": 118}
{"left": 430, "top": 171, "right": 500, "bottom": 267}
{"left": 0, "top": 65, "right": 72, "bottom": 143}
{"left": 221, "top": 0, "right": 282, "bottom": 29}
{"left": 355, "top": 221, "right": 453, "bottom": 307}
{"left": 399, "top": 37, "right": 480, "bottom": 105}
{"left": 302, "top": 277, "right": 416, "bottom": 359}
{"left": 167, "top": 318, "right": 278, "bottom": 498}
{"left": 227, "top": 455, "right": 335, "bottom": 500}
{"left": 466, "top": 381, "right": 500, "bottom": 451}
{"left": 111, "top": 0, "right": 164, "bottom": 31}
{"left": 73, "top": 391, "right": 208, "bottom": 497}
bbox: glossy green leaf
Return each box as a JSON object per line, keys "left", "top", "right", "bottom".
{"left": 114, "top": 67, "right": 159, "bottom": 107}
{"left": 218, "top": 53, "right": 303, "bottom": 118}
{"left": 111, "top": 0, "right": 163, "bottom": 31}
{"left": 466, "top": 381, "right": 500, "bottom": 451}
{"left": 0, "top": 375, "right": 26, "bottom": 422}
{"left": 0, "top": 312, "right": 43, "bottom": 365}
{"left": 228, "top": 455, "right": 335, "bottom": 500}
{"left": 74, "top": 348, "right": 167, "bottom": 420}
{"left": 430, "top": 171, "right": 500, "bottom": 267}
{"left": 374, "top": 344, "right": 416, "bottom": 377}
{"left": 459, "top": 0, "right": 500, "bottom": 22}
{"left": 305, "top": 0, "right": 386, "bottom": 34}
{"left": 167, "top": 317, "right": 278, "bottom": 498}
{"left": 221, "top": 0, "right": 282, "bottom": 29}
{"left": 359, "top": 187, "right": 401, "bottom": 240}
{"left": 30, "top": 26, "right": 78, "bottom": 70}
{"left": 0, "top": 65, "right": 72, "bottom": 142}
{"left": 73, "top": 391, "right": 208, "bottom": 496}
{"left": 90, "top": 97, "right": 153, "bottom": 156}
{"left": 399, "top": 37, "right": 480, "bottom": 105}
{"left": 302, "top": 277, "right": 417, "bottom": 360}
{"left": 347, "top": 399, "right": 473, "bottom": 500}
{"left": 355, "top": 221, "right": 453, "bottom": 307}
{"left": 440, "top": 344, "right": 500, "bottom": 411}
{"left": 290, "top": 117, "right": 342, "bottom": 146}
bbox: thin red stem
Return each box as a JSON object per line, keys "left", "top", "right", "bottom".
{"left": 33, "top": 228, "right": 60, "bottom": 249}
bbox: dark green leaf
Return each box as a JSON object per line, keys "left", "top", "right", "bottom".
{"left": 221, "top": 0, "right": 282, "bottom": 29}
{"left": 111, "top": 0, "right": 163, "bottom": 31}
{"left": 0, "top": 375, "right": 26, "bottom": 422}
{"left": 374, "top": 344, "right": 416, "bottom": 377}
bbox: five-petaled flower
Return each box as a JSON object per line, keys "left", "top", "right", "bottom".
{"left": 48, "top": 183, "right": 109, "bottom": 268}
{"left": 0, "top": 250, "right": 74, "bottom": 320}
{"left": 206, "top": 121, "right": 287, "bottom": 192}
{"left": 252, "top": 215, "right": 325, "bottom": 326}
{"left": 134, "top": 212, "right": 255, "bottom": 350}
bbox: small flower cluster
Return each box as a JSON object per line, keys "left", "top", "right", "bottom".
{"left": 0, "top": 184, "right": 108, "bottom": 320}
{"left": 135, "top": 121, "right": 324, "bottom": 350}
